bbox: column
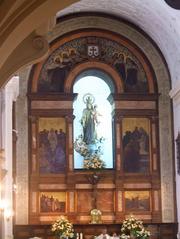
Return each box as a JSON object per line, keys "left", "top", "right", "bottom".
{"left": 0, "top": 89, "right": 5, "bottom": 239}
{"left": 170, "top": 85, "right": 180, "bottom": 232}
{"left": 15, "top": 68, "right": 29, "bottom": 224}
{"left": 3, "top": 76, "right": 19, "bottom": 239}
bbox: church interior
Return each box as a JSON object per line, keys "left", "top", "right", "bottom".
{"left": 1, "top": 1, "right": 180, "bottom": 239}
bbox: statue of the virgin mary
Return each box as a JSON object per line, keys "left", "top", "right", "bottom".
{"left": 80, "top": 93, "right": 100, "bottom": 145}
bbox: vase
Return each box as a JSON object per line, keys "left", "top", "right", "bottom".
{"left": 90, "top": 208, "right": 102, "bottom": 224}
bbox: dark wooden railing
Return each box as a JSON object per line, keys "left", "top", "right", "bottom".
{"left": 13, "top": 223, "right": 178, "bottom": 239}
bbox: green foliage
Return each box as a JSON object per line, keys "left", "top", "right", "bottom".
{"left": 51, "top": 217, "right": 74, "bottom": 238}
{"left": 74, "top": 135, "right": 106, "bottom": 169}
{"left": 120, "top": 216, "right": 150, "bottom": 239}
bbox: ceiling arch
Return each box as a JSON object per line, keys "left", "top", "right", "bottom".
{"left": 0, "top": 0, "right": 78, "bottom": 88}
{"left": 57, "top": 0, "right": 180, "bottom": 89}
{"left": 164, "top": 0, "right": 180, "bottom": 9}
{"left": 1, "top": 0, "right": 180, "bottom": 92}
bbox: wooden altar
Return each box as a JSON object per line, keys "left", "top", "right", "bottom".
{"left": 18, "top": 27, "right": 176, "bottom": 239}
{"left": 13, "top": 223, "right": 177, "bottom": 239}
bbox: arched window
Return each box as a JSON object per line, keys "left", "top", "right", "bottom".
{"left": 73, "top": 70, "right": 114, "bottom": 169}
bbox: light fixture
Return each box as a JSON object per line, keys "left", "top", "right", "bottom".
{"left": 4, "top": 208, "right": 13, "bottom": 221}
{"left": 0, "top": 199, "right": 13, "bottom": 221}
{"left": 0, "top": 199, "right": 6, "bottom": 210}
{"left": 13, "top": 183, "right": 17, "bottom": 193}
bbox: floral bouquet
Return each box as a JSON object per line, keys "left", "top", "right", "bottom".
{"left": 83, "top": 155, "right": 106, "bottom": 169}
{"left": 74, "top": 135, "right": 106, "bottom": 170}
{"left": 74, "top": 135, "right": 89, "bottom": 157}
{"left": 51, "top": 217, "right": 74, "bottom": 238}
{"left": 120, "top": 216, "right": 150, "bottom": 239}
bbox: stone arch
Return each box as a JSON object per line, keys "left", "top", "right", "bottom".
{"left": 64, "top": 61, "right": 123, "bottom": 93}
{"left": 47, "top": 16, "right": 173, "bottom": 223}
{"left": 30, "top": 29, "right": 156, "bottom": 94}
{"left": 19, "top": 14, "right": 174, "bottom": 223}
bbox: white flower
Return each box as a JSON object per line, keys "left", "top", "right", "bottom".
{"left": 120, "top": 216, "right": 150, "bottom": 239}
{"left": 51, "top": 217, "right": 74, "bottom": 237}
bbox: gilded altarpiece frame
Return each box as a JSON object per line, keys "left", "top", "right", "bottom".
{"left": 28, "top": 29, "right": 162, "bottom": 225}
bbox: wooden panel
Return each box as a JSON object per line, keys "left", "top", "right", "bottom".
{"left": 13, "top": 223, "right": 178, "bottom": 239}
{"left": 39, "top": 184, "right": 67, "bottom": 190}
{"left": 97, "top": 191, "right": 114, "bottom": 212}
{"left": 115, "top": 101, "right": 156, "bottom": 110}
{"left": 27, "top": 28, "right": 164, "bottom": 226}
{"left": 77, "top": 191, "right": 92, "bottom": 212}
{"left": 31, "top": 100, "right": 73, "bottom": 109}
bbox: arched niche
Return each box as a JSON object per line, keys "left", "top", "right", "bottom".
{"left": 73, "top": 69, "right": 115, "bottom": 169}
{"left": 64, "top": 61, "right": 122, "bottom": 93}
{"left": 30, "top": 30, "right": 156, "bottom": 95}
{"left": 24, "top": 15, "right": 174, "bottom": 224}
{"left": 74, "top": 69, "right": 116, "bottom": 92}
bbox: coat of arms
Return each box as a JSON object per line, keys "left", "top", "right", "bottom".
{"left": 87, "top": 45, "right": 99, "bottom": 58}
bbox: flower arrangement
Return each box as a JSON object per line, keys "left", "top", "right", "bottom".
{"left": 120, "top": 216, "right": 150, "bottom": 239}
{"left": 83, "top": 155, "right": 106, "bottom": 169}
{"left": 74, "top": 135, "right": 89, "bottom": 157}
{"left": 74, "top": 135, "right": 106, "bottom": 170}
{"left": 51, "top": 217, "right": 74, "bottom": 238}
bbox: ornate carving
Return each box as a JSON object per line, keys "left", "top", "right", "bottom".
{"left": 32, "top": 35, "right": 46, "bottom": 50}
{"left": 85, "top": 172, "right": 102, "bottom": 209}
{"left": 85, "top": 172, "right": 101, "bottom": 185}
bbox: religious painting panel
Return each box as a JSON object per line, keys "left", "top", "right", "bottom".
{"left": 38, "top": 117, "right": 66, "bottom": 174}
{"left": 124, "top": 191, "right": 150, "bottom": 211}
{"left": 38, "top": 36, "right": 148, "bottom": 93}
{"left": 122, "top": 118, "right": 150, "bottom": 173}
{"left": 40, "top": 192, "right": 66, "bottom": 213}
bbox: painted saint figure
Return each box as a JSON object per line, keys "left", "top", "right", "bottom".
{"left": 81, "top": 94, "right": 100, "bottom": 145}
{"left": 123, "top": 125, "right": 149, "bottom": 173}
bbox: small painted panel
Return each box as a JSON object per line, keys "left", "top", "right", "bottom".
{"left": 125, "top": 191, "right": 150, "bottom": 211}
{"left": 40, "top": 192, "right": 66, "bottom": 213}
{"left": 122, "top": 118, "right": 150, "bottom": 173}
{"left": 38, "top": 117, "right": 66, "bottom": 174}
